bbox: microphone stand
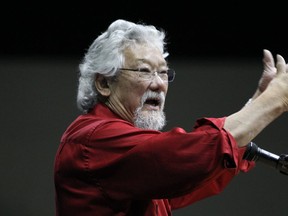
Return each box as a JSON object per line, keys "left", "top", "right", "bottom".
{"left": 243, "top": 142, "right": 288, "bottom": 175}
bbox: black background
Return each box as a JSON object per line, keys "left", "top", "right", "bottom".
{"left": 2, "top": 2, "right": 288, "bottom": 216}
{"left": 2, "top": 3, "right": 288, "bottom": 59}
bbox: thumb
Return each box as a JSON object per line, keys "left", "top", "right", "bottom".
{"left": 263, "top": 49, "right": 275, "bottom": 69}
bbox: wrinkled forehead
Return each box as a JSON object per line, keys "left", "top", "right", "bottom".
{"left": 123, "top": 43, "right": 167, "bottom": 67}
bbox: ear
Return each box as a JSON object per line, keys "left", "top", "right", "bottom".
{"left": 95, "top": 74, "right": 111, "bottom": 97}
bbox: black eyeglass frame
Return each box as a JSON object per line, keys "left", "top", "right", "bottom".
{"left": 119, "top": 68, "right": 176, "bottom": 82}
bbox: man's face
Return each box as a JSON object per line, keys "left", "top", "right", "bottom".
{"left": 108, "top": 43, "right": 169, "bottom": 130}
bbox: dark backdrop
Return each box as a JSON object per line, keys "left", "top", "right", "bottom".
{"left": 2, "top": 3, "right": 288, "bottom": 58}
{"left": 1, "top": 3, "right": 288, "bottom": 216}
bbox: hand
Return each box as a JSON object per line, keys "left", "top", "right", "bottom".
{"left": 226, "top": 53, "right": 288, "bottom": 147}
{"left": 250, "top": 49, "right": 287, "bottom": 101}
{"left": 265, "top": 54, "right": 288, "bottom": 112}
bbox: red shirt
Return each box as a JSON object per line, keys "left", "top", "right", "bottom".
{"left": 54, "top": 103, "right": 254, "bottom": 216}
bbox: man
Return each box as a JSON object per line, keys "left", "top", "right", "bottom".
{"left": 54, "top": 19, "right": 288, "bottom": 216}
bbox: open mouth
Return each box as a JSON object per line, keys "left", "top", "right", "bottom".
{"left": 144, "top": 97, "right": 161, "bottom": 110}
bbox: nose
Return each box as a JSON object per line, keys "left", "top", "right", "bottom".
{"left": 148, "top": 72, "right": 167, "bottom": 91}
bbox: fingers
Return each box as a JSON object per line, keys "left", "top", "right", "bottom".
{"left": 263, "top": 49, "right": 275, "bottom": 68}
{"left": 276, "top": 54, "right": 286, "bottom": 74}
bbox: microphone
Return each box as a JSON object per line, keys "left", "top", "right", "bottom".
{"left": 243, "top": 142, "right": 288, "bottom": 175}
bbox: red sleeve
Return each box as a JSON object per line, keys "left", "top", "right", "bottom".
{"left": 170, "top": 117, "right": 255, "bottom": 209}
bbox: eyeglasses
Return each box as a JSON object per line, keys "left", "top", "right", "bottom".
{"left": 119, "top": 68, "right": 176, "bottom": 82}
